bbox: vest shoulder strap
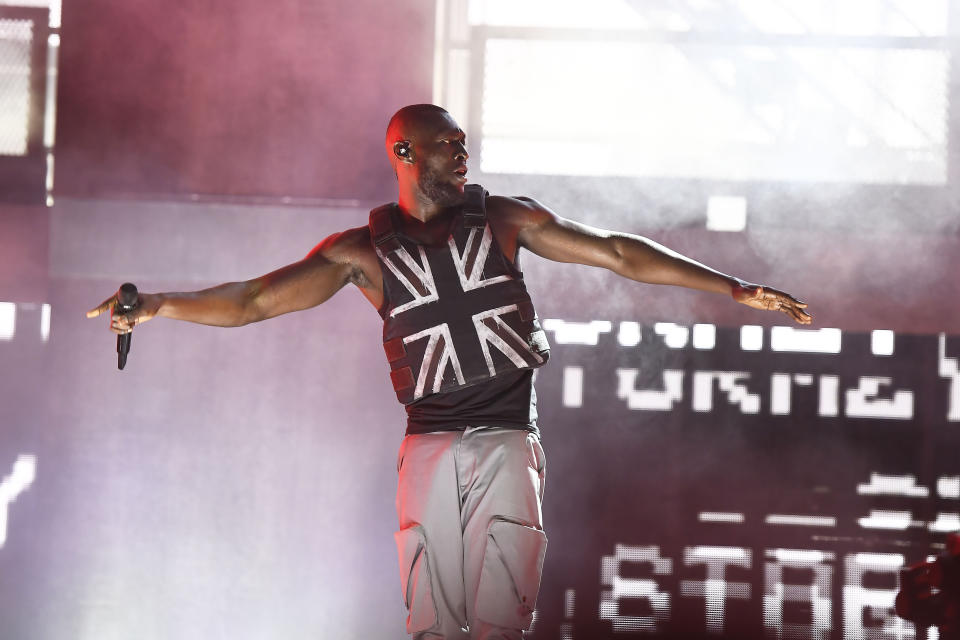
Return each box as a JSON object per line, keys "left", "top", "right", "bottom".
{"left": 463, "top": 183, "right": 488, "bottom": 229}
{"left": 370, "top": 184, "right": 488, "bottom": 245}
{"left": 369, "top": 203, "right": 400, "bottom": 251}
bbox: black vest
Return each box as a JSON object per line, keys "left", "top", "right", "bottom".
{"left": 370, "top": 185, "right": 550, "bottom": 405}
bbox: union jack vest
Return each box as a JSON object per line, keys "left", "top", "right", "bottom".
{"left": 371, "top": 184, "right": 550, "bottom": 405}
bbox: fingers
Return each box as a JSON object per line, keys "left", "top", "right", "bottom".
{"left": 782, "top": 305, "right": 812, "bottom": 325}
{"left": 783, "top": 294, "right": 808, "bottom": 309}
{"left": 85, "top": 295, "right": 116, "bottom": 319}
{"left": 110, "top": 312, "right": 136, "bottom": 334}
{"left": 740, "top": 284, "right": 812, "bottom": 325}
{"left": 775, "top": 296, "right": 813, "bottom": 325}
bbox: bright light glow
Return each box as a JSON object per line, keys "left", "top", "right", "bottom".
{"left": 654, "top": 322, "right": 688, "bottom": 349}
{"left": 771, "top": 374, "right": 790, "bottom": 415}
{"left": 770, "top": 326, "right": 841, "bottom": 353}
{"left": 819, "top": 375, "right": 839, "bottom": 416}
{"left": 857, "top": 510, "right": 914, "bottom": 530}
{"left": 844, "top": 553, "right": 907, "bottom": 640}
{"left": 0, "top": 0, "right": 62, "bottom": 27}
{"left": 687, "top": 546, "right": 750, "bottom": 560}
{"left": 0, "top": 302, "right": 15, "bottom": 340}
{"left": 871, "top": 330, "right": 895, "bottom": 356}
{"left": 692, "top": 324, "right": 715, "bottom": 350}
{"left": 682, "top": 546, "right": 751, "bottom": 634}
{"left": 846, "top": 376, "right": 914, "bottom": 420}
{"left": 432, "top": 0, "right": 446, "bottom": 106}
{"left": 699, "top": 512, "right": 744, "bottom": 524}
{"left": 769, "top": 548, "right": 831, "bottom": 564}
{"left": 938, "top": 476, "right": 960, "bottom": 499}
{"left": 469, "top": 0, "right": 650, "bottom": 29}
{"left": 600, "top": 545, "right": 672, "bottom": 633}
{"left": 0, "top": 19, "right": 33, "bottom": 157}
{"left": 928, "top": 513, "right": 960, "bottom": 533}
{"left": 617, "top": 321, "right": 641, "bottom": 347}
{"left": 44, "top": 32, "right": 60, "bottom": 150}
{"left": 857, "top": 473, "right": 929, "bottom": 497}
{"left": 564, "top": 589, "right": 575, "bottom": 619}
{"left": 563, "top": 366, "right": 583, "bottom": 408}
{"left": 764, "top": 548, "right": 834, "bottom": 639}
{"left": 740, "top": 325, "right": 763, "bottom": 351}
{"left": 0, "top": 455, "right": 37, "bottom": 548}
{"left": 693, "top": 371, "right": 759, "bottom": 413}
{"left": 542, "top": 319, "right": 612, "bottom": 345}
{"left": 467, "top": 0, "right": 949, "bottom": 36}
{"left": 939, "top": 334, "right": 960, "bottom": 421}
{"left": 480, "top": 38, "right": 948, "bottom": 184}
{"left": 40, "top": 303, "right": 50, "bottom": 342}
{"left": 45, "top": 152, "right": 54, "bottom": 191}
{"left": 771, "top": 373, "right": 815, "bottom": 415}
{"left": 765, "top": 514, "right": 836, "bottom": 527}
{"left": 617, "top": 369, "right": 684, "bottom": 411}
{"left": 706, "top": 196, "right": 747, "bottom": 232}
{"left": 852, "top": 553, "right": 905, "bottom": 568}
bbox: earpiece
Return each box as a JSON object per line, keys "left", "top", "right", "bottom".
{"left": 394, "top": 141, "right": 412, "bottom": 161}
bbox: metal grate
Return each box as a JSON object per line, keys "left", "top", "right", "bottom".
{"left": 0, "top": 18, "right": 32, "bottom": 157}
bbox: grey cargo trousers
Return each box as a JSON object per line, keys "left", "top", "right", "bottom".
{"left": 394, "top": 426, "right": 548, "bottom": 640}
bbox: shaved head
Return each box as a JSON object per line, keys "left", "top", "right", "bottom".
{"left": 385, "top": 104, "right": 451, "bottom": 150}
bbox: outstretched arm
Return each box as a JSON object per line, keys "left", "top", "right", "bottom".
{"left": 86, "top": 228, "right": 370, "bottom": 334}
{"left": 494, "top": 196, "right": 811, "bottom": 325}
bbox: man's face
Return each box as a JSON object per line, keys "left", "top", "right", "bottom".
{"left": 410, "top": 113, "right": 469, "bottom": 207}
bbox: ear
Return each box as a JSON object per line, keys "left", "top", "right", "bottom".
{"left": 393, "top": 140, "right": 414, "bottom": 163}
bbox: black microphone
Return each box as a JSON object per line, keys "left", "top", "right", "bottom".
{"left": 115, "top": 282, "right": 138, "bottom": 370}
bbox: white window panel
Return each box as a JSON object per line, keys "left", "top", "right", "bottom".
{"left": 467, "top": 0, "right": 947, "bottom": 37}
{"left": 481, "top": 38, "right": 947, "bottom": 184}
{"left": 0, "top": 19, "right": 32, "bottom": 156}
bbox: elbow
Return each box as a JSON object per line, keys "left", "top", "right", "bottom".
{"left": 237, "top": 281, "right": 267, "bottom": 326}
{"left": 239, "top": 299, "right": 266, "bottom": 326}
{"left": 607, "top": 235, "right": 635, "bottom": 276}
{"left": 607, "top": 234, "right": 656, "bottom": 282}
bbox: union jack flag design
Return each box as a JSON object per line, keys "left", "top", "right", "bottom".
{"left": 375, "top": 244, "right": 438, "bottom": 317}
{"left": 371, "top": 185, "right": 550, "bottom": 405}
{"left": 448, "top": 225, "right": 512, "bottom": 292}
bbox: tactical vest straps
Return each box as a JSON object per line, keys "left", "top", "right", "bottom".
{"left": 369, "top": 184, "right": 488, "bottom": 248}
{"left": 369, "top": 203, "right": 400, "bottom": 252}
{"left": 462, "top": 184, "right": 487, "bottom": 229}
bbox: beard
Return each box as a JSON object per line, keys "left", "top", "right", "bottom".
{"left": 418, "top": 164, "right": 466, "bottom": 207}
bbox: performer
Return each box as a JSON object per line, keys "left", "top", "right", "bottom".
{"left": 87, "top": 104, "right": 811, "bottom": 640}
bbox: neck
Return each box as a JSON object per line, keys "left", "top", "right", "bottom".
{"left": 396, "top": 182, "right": 449, "bottom": 224}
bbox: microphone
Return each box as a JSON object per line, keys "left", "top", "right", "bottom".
{"left": 115, "top": 282, "right": 138, "bottom": 370}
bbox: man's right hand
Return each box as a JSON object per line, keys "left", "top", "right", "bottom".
{"left": 86, "top": 292, "right": 163, "bottom": 335}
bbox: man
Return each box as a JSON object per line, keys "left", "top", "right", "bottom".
{"left": 88, "top": 104, "right": 811, "bottom": 639}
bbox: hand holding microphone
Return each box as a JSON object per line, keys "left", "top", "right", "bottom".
{"left": 115, "top": 283, "right": 138, "bottom": 370}
{"left": 86, "top": 283, "right": 162, "bottom": 370}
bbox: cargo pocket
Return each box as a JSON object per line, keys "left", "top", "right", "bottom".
{"left": 475, "top": 518, "right": 548, "bottom": 630}
{"left": 394, "top": 525, "right": 438, "bottom": 634}
{"left": 526, "top": 435, "right": 545, "bottom": 475}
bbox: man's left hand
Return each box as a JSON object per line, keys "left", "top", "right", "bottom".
{"left": 733, "top": 283, "right": 812, "bottom": 325}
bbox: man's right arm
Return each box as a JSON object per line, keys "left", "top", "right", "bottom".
{"left": 86, "top": 227, "right": 373, "bottom": 335}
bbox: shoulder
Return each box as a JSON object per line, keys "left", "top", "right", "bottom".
{"left": 485, "top": 194, "right": 555, "bottom": 230}
{"left": 306, "top": 225, "right": 374, "bottom": 263}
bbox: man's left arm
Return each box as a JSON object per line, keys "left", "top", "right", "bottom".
{"left": 493, "top": 196, "right": 811, "bottom": 325}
